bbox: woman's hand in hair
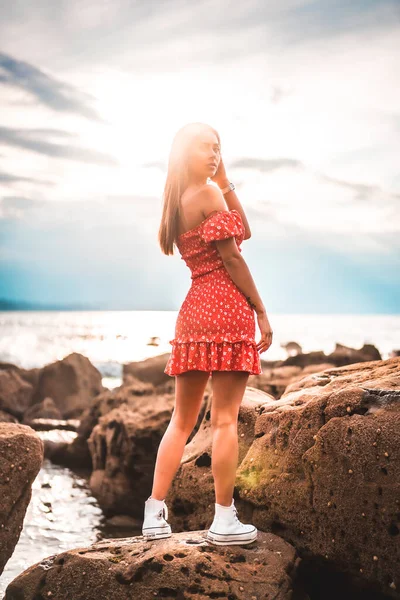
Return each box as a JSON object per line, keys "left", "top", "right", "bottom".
{"left": 211, "top": 156, "right": 229, "bottom": 189}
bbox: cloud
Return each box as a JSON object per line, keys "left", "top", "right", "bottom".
{"left": 0, "top": 52, "right": 103, "bottom": 121}
{"left": 142, "top": 161, "right": 167, "bottom": 170}
{"left": 318, "top": 173, "right": 400, "bottom": 203}
{"left": 1, "top": 1, "right": 397, "bottom": 76}
{"left": 231, "top": 158, "right": 304, "bottom": 172}
{"left": 0, "top": 170, "right": 54, "bottom": 187}
{"left": 0, "top": 125, "right": 118, "bottom": 166}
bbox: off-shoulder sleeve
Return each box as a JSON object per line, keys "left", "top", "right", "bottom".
{"left": 199, "top": 209, "right": 245, "bottom": 244}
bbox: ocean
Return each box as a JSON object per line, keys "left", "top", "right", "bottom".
{"left": 0, "top": 311, "right": 399, "bottom": 385}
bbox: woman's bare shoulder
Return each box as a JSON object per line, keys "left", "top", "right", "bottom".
{"left": 194, "top": 184, "right": 227, "bottom": 218}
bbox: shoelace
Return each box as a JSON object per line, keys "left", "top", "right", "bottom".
{"left": 232, "top": 506, "right": 244, "bottom": 527}
{"left": 157, "top": 504, "right": 168, "bottom": 521}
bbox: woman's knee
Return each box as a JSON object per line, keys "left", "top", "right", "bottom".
{"left": 210, "top": 411, "right": 238, "bottom": 430}
{"left": 170, "top": 412, "right": 197, "bottom": 435}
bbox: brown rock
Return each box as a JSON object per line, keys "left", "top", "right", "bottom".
{"left": 0, "top": 410, "right": 18, "bottom": 423}
{"left": 48, "top": 381, "right": 167, "bottom": 469}
{"left": 0, "top": 423, "right": 43, "bottom": 575}
{"left": 23, "top": 397, "right": 62, "bottom": 424}
{"left": 123, "top": 353, "right": 171, "bottom": 387}
{"left": 0, "top": 369, "right": 33, "bottom": 418}
{"left": 281, "top": 350, "right": 332, "bottom": 368}
{"left": 301, "top": 363, "right": 337, "bottom": 375}
{"left": 4, "top": 530, "right": 300, "bottom": 600}
{"left": 234, "top": 357, "right": 400, "bottom": 597}
{"left": 87, "top": 392, "right": 178, "bottom": 517}
{"left": 0, "top": 362, "right": 40, "bottom": 389}
{"left": 32, "top": 352, "right": 105, "bottom": 419}
{"left": 328, "top": 342, "right": 382, "bottom": 365}
{"left": 249, "top": 366, "right": 311, "bottom": 399}
{"left": 281, "top": 343, "right": 381, "bottom": 369}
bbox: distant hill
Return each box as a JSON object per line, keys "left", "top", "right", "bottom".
{"left": 0, "top": 298, "right": 101, "bottom": 311}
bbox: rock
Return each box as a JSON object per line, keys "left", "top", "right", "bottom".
{"left": 0, "top": 362, "right": 40, "bottom": 389}
{"left": 0, "top": 369, "right": 34, "bottom": 418}
{"left": 281, "top": 341, "right": 303, "bottom": 356}
{"left": 0, "top": 423, "right": 43, "bottom": 576}
{"left": 249, "top": 367, "right": 304, "bottom": 399}
{"left": 123, "top": 353, "right": 172, "bottom": 387}
{"left": 328, "top": 343, "right": 381, "bottom": 365}
{"left": 48, "top": 382, "right": 170, "bottom": 469}
{"left": 105, "top": 514, "right": 141, "bottom": 529}
{"left": 23, "top": 397, "right": 62, "bottom": 424}
{"left": 4, "top": 530, "right": 301, "bottom": 600}
{"left": 281, "top": 343, "right": 381, "bottom": 369}
{"left": 281, "top": 350, "right": 331, "bottom": 368}
{"left": 234, "top": 357, "right": 400, "bottom": 597}
{"left": 165, "top": 387, "right": 273, "bottom": 533}
{"left": 121, "top": 372, "right": 157, "bottom": 392}
{"left": 301, "top": 363, "right": 337, "bottom": 375}
{"left": 32, "top": 352, "right": 105, "bottom": 419}
{"left": 0, "top": 410, "right": 18, "bottom": 423}
{"left": 88, "top": 393, "right": 178, "bottom": 517}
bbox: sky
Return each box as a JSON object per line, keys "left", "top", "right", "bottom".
{"left": 0, "top": 0, "right": 399, "bottom": 313}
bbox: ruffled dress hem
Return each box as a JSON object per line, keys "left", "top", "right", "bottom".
{"left": 164, "top": 339, "right": 262, "bottom": 377}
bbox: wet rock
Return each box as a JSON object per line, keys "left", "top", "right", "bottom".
{"left": 234, "top": 357, "right": 400, "bottom": 597}
{"left": 0, "top": 423, "right": 43, "bottom": 576}
{"left": 0, "top": 369, "right": 33, "bottom": 419}
{"left": 23, "top": 397, "right": 62, "bottom": 425}
{"left": 4, "top": 530, "right": 301, "bottom": 600}
{"left": 32, "top": 352, "right": 105, "bottom": 419}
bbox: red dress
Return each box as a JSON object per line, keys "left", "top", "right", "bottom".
{"left": 164, "top": 209, "right": 262, "bottom": 377}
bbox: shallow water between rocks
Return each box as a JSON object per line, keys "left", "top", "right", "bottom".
{"left": 0, "top": 431, "right": 141, "bottom": 597}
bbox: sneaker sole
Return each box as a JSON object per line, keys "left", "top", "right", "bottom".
{"left": 206, "top": 528, "right": 257, "bottom": 546}
{"left": 142, "top": 525, "right": 172, "bottom": 540}
{"left": 143, "top": 531, "right": 172, "bottom": 540}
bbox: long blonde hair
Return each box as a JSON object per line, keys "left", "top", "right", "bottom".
{"left": 158, "top": 122, "right": 221, "bottom": 255}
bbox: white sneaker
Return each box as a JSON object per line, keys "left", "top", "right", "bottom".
{"left": 206, "top": 499, "right": 257, "bottom": 546}
{"left": 142, "top": 496, "right": 172, "bottom": 540}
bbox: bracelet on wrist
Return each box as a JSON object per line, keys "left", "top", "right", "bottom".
{"left": 220, "top": 182, "right": 235, "bottom": 195}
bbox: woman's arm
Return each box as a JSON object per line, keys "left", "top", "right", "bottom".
{"left": 222, "top": 253, "right": 266, "bottom": 315}
{"left": 211, "top": 157, "right": 251, "bottom": 239}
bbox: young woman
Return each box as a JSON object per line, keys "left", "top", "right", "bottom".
{"left": 142, "top": 122, "right": 273, "bottom": 545}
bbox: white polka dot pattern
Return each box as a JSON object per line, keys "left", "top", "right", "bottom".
{"left": 164, "top": 209, "right": 262, "bottom": 377}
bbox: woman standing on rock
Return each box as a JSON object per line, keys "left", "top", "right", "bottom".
{"left": 142, "top": 122, "right": 273, "bottom": 545}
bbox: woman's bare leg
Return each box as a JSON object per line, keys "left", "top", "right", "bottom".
{"left": 210, "top": 371, "right": 249, "bottom": 506}
{"left": 150, "top": 370, "right": 210, "bottom": 500}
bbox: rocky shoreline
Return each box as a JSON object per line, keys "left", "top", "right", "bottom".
{"left": 0, "top": 344, "right": 399, "bottom": 599}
